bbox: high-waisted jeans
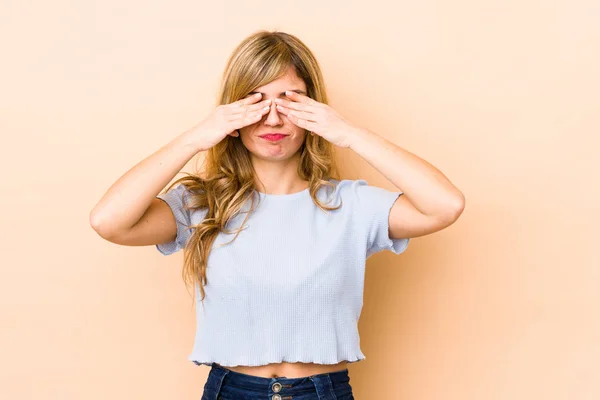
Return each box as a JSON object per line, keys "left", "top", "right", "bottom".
{"left": 201, "top": 362, "right": 355, "bottom": 400}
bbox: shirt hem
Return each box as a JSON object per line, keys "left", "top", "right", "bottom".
{"left": 190, "top": 356, "right": 366, "bottom": 367}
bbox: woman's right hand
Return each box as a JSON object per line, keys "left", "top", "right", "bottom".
{"left": 189, "top": 93, "right": 272, "bottom": 151}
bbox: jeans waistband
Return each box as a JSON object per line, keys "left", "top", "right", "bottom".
{"left": 207, "top": 362, "right": 351, "bottom": 398}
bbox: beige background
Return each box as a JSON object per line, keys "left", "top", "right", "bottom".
{"left": 1, "top": 0, "right": 598, "bottom": 399}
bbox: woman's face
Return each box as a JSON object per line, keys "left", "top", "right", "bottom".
{"left": 238, "top": 67, "right": 308, "bottom": 162}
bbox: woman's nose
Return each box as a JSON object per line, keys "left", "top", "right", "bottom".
{"left": 264, "top": 101, "right": 282, "bottom": 125}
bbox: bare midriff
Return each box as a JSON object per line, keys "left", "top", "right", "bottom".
{"left": 215, "top": 360, "right": 349, "bottom": 379}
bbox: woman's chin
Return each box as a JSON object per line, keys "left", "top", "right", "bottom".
{"left": 249, "top": 147, "right": 301, "bottom": 162}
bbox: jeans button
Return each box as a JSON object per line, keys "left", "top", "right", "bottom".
{"left": 271, "top": 395, "right": 282, "bottom": 400}
{"left": 272, "top": 382, "right": 282, "bottom": 393}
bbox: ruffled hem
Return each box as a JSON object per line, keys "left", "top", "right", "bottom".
{"left": 189, "top": 354, "right": 366, "bottom": 367}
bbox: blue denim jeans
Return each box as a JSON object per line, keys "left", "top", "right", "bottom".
{"left": 201, "top": 362, "right": 355, "bottom": 400}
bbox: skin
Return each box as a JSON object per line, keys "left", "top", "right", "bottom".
{"left": 220, "top": 67, "right": 348, "bottom": 378}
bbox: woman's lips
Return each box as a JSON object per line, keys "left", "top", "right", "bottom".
{"left": 260, "top": 134, "right": 287, "bottom": 142}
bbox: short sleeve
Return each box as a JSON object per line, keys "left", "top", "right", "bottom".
{"left": 350, "top": 179, "right": 410, "bottom": 258}
{"left": 155, "top": 183, "right": 194, "bottom": 256}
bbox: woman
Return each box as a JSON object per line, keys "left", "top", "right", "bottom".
{"left": 90, "top": 30, "right": 465, "bottom": 400}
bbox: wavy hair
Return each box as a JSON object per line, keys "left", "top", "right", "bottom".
{"left": 162, "top": 30, "right": 342, "bottom": 305}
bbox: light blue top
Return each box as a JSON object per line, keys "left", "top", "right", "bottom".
{"left": 156, "top": 179, "right": 409, "bottom": 367}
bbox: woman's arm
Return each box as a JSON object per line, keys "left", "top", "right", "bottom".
{"left": 89, "top": 130, "right": 201, "bottom": 238}
{"left": 348, "top": 128, "right": 466, "bottom": 238}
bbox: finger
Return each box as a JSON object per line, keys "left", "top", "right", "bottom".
{"left": 227, "top": 103, "right": 270, "bottom": 121}
{"left": 274, "top": 97, "right": 313, "bottom": 112}
{"left": 277, "top": 105, "right": 319, "bottom": 122}
{"left": 230, "top": 99, "right": 271, "bottom": 115}
{"left": 286, "top": 112, "right": 319, "bottom": 131}
{"left": 229, "top": 109, "right": 265, "bottom": 126}
{"left": 231, "top": 92, "right": 262, "bottom": 107}
{"left": 285, "top": 90, "right": 320, "bottom": 106}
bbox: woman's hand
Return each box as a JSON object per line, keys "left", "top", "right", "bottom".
{"left": 274, "top": 91, "right": 361, "bottom": 148}
{"left": 189, "top": 93, "right": 272, "bottom": 151}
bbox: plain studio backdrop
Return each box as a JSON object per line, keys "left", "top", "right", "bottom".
{"left": 0, "top": 0, "right": 598, "bottom": 399}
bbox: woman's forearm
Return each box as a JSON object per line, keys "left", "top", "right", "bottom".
{"left": 89, "top": 129, "right": 203, "bottom": 237}
{"left": 349, "top": 127, "right": 465, "bottom": 218}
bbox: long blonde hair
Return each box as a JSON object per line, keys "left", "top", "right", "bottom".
{"left": 162, "top": 30, "right": 342, "bottom": 304}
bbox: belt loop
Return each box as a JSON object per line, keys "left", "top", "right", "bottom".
{"left": 308, "top": 373, "right": 337, "bottom": 400}
{"left": 210, "top": 363, "right": 230, "bottom": 397}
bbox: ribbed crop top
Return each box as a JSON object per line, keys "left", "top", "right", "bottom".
{"left": 155, "top": 178, "right": 409, "bottom": 367}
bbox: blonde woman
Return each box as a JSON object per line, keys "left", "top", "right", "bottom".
{"left": 90, "top": 30, "right": 465, "bottom": 400}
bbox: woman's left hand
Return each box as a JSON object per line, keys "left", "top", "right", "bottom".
{"left": 274, "top": 91, "right": 361, "bottom": 148}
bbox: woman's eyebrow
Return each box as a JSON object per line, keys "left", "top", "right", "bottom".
{"left": 248, "top": 89, "right": 307, "bottom": 97}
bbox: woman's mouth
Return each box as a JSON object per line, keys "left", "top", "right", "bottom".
{"left": 260, "top": 134, "right": 287, "bottom": 142}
